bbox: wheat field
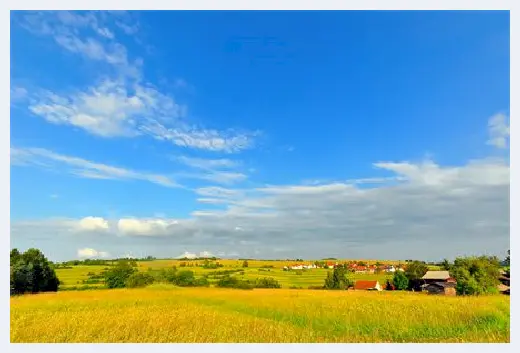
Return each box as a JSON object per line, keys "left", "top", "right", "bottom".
{"left": 10, "top": 285, "right": 510, "bottom": 343}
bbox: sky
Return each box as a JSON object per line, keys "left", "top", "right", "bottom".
{"left": 10, "top": 10, "right": 510, "bottom": 262}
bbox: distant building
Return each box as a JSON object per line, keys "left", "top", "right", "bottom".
{"left": 498, "top": 275, "right": 510, "bottom": 295}
{"left": 421, "top": 271, "right": 457, "bottom": 295}
{"left": 423, "top": 282, "right": 456, "bottom": 296}
{"left": 421, "top": 271, "right": 453, "bottom": 284}
{"left": 353, "top": 280, "right": 382, "bottom": 291}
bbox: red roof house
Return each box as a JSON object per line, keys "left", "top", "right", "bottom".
{"left": 353, "top": 280, "right": 382, "bottom": 291}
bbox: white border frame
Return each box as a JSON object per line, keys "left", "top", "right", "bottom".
{"left": 4, "top": 1, "right": 517, "bottom": 352}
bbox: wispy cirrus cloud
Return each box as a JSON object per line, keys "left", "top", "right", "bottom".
{"left": 27, "top": 78, "right": 185, "bottom": 138}
{"left": 174, "top": 155, "right": 248, "bottom": 185}
{"left": 14, "top": 11, "right": 260, "bottom": 154}
{"left": 10, "top": 146, "right": 179, "bottom": 188}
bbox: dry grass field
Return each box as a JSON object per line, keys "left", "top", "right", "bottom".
{"left": 10, "top": 285, "right": 510, "bottom": 343}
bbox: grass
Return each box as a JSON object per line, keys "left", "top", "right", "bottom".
{"left": 10, "top": 286, "right": 509, "bottom": 343}
{"left": 55, "top": 260, "right": 393, "bottom": 289}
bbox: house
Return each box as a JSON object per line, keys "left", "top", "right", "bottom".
{"left": 421, "top": 271, "right": 453, "bottom": 284}
{"left": 353, "top": 280, "right": 382, "bottom": 291}
{"left": 423, "top": 282, "right": 456, "bottom": 296}
{"left": 354, "top": 266, "right": 367, "bottom": 274}
{"left": 385, "top": 265, "right": 396, "bottom": 273}
{"left": 498, "top": 275, "right": 510, "bottom": 295}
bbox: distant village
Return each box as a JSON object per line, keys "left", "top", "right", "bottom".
{"left": 283, "top": 261, "right": 404, "bottom": 273}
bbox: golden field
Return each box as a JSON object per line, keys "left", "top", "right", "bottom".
{"left": 10, "top": 285, "right": 510, "bottom": 343}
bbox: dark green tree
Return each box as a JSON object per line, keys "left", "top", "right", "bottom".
{"left": 323, "top": 265, "right": 353, "bottom": 290}
{"left": 242, "top": 260, "right": 249, "bottom": 268}
{"left": 10, "top": 248, "right": 60, "bottom": 295}
{"left": 392, "top": 270, "right": 409, "bottom": 290}
{"left": 404, "top": 261, "right": 428, "bottom": 291}
{"left": 441, "top": 259, "right": 452, "bottom": 271}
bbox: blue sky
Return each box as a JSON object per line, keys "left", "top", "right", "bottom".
{"left": 10, "top": 11, "right": 510, "bottom": 262}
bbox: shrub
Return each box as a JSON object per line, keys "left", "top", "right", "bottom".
{"left": 254, "top": 278, "right": 281, "bottom": 288}
{"left": 392, "top": 271, "right": 409, "bottom": 290}
{"left": 242, "top": 260, "right": 249, "bottom": 268}
{"left": 104, "top": 261, "right": 137, "bottom": 289}
{"left": 308, "top": 285, "right": 325, "bottom": 290}
{"left": 126, "top": 273, "right": 155, "bottom": 288}
{"left": 216, "top": 275, "right": 253, "bottom": 289}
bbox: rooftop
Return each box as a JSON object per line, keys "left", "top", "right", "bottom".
{"left": 422, "top": 271, "right": 451, "bottom": 280}
{"left": 354, "top": 280, "right": 380, "bottom": 290}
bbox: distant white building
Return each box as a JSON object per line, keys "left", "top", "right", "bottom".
{"left": 385, "top": 266, "right": 396, "bottom": 273}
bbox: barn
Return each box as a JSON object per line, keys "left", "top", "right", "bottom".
{"left": 423, "top": 282, "right": 457, "bottom": 296}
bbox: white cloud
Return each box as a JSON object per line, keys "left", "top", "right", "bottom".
{"left": 10, "top": 146, "right": 179, "bottom": 188}
{"left": 78, "top": 248, "right": 110, "bottom": 259}
{"left": 12, "top": 152, "right": 508, "bottom": 260}
{"left": 77, "top": 217, "right": 109, "bottom": 232}
{"left": 175, "top": 156, "right": 247, "bottom": 185}
{"left": 17, "top": 11, "right": 134, "bottom": 69}
{"left": 142, "top": 123, "right": 257, "bottom": 153}
{"left": 177, "top": 251, "right": 197, "bottom": 259}
{"left": 176, "top": 156, "right": 238, "bottom": 170}
{"left": 486, "top": 113, "right": 510, "bottom": 149}
{"left": 15, "top": 11, "right": 259, "bottom": 153}
{"left": 117, "top": 218, "right": 179, "bottom": 236}
{"left": 28, "top": 78, "right": 184, "bottom": 138}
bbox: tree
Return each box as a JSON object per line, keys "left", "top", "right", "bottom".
{"left": 392, "top": 271, "right": 409, "bottom": 290}
{"left": 10, "top": 248, "right": 60, "bottom": 295}
{"left": 504, "top": 250, "right": 510, "bottom": 267}
{"left": 323, "top": 265, "right": 353, "bottom": 290}
{"left": 404, "top": 261, "right": 428, "bottom": 291}
{"left": 242, "top": 260, "right": 249, "bottom": 268}
{"left": 441, "top": 259, "right": 451, "bottom": 271}
{"left": 104, "top": 260, "right": 136, "bottom": 288}
{"left": 451, "top": 256, "right": 500, "bottom": 295}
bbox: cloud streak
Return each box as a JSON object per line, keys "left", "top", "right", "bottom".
{"left": 10, "top": 146, "right": 179, "bottom": 188}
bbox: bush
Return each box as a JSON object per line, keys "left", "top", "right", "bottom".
{"left": 104, "top": 261, "right": 137, "bottom": 288}
{"left": 254, "top": 277, "right": 281, "bottom": 288}
{"left": 216, "top": 275, "right": 253, "bottom": 289}
{"left": 323, "top": 266, "right": 353, "bottom": 290}
{"left": 392, "top": 271, "right": 409, "bottom": 290}
{"left": 242, "top": 260, "right": 249, "bottom": 268}
{"left": 126, "top": 272, "right": 155, "bottom": 288}
{"left": 10, "top": 248, "right": 60, "bottom": 295}
{"left": 308, "top": 285, "right": 325, "bottom": 290}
